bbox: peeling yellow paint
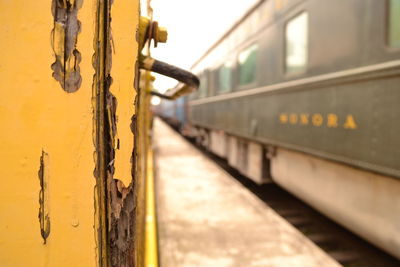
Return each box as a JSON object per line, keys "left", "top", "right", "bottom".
{"left": 38, "top": 150, "right": 51, "bottom": 244}
{"left": 110, "top": 0, "right": 139, "bottom": 187}
{"left": 51, "top": 0, "right": 83, "bottom": 92}
{"left": 0, "top": 0, "right": 139, "bottom": 266}
{"left": 0, "top": 0, "right": 96, "bottom": 265}
{"left": 6, "top": 5, "right": 95, "bottom": 267}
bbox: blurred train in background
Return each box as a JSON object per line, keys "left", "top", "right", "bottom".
{"left": 155, "top": 0, "right": 400, "bottom": 260}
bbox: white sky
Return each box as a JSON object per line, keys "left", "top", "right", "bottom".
{"left": 150, "top": 0, "right": 259, "bottom": 93}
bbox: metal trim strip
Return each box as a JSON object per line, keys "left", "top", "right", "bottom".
{"left": 189, "top": 60, "right": 400, "bottom": 106}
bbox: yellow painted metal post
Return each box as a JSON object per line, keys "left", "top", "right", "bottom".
{"left": 145, "top": 147, "right": 159, "bottom": 267}
{"left": 143, "top": 73, "right": 159, "bottom": 267}
{"left": 139, "top": 2, "right": 162, "bottom": 264}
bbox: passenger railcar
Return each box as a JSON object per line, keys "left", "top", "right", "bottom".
{"left": 160, "top": 0, "right": 400, "bottom": 260}
{"left": 155, "top": 96, "right": 188, "bottom": 130}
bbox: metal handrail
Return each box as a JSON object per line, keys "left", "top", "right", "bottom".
{"left": 140, "top": 56, "right": 200, "bottom": 100}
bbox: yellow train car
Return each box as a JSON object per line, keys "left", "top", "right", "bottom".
{"left": 0, "top": 0, "right": 164, "bottom": 266}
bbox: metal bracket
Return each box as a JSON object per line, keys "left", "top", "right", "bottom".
{"left": 138, "top": 16, "right": 199, "bottom": 100}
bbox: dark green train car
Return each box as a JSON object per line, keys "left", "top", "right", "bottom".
{"left": 188, "top": 0, "right": 400, "bottom": 259}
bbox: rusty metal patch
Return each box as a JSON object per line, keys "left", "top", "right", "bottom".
{"left": 38, "top": 150, "right": 50, "bottom": 244}
{"left": 51, "top": 0, "right": 83, "bottom": 93}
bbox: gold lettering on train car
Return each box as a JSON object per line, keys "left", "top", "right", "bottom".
{"left": 279, "top": 113, "right": 288, "bottom": 124}
{"left": 312, "top": 113, "right": 323, "bottom": 126}
{"left": 344, "top": 114, "right": 357, "bottom": 129}
{"left": 289, "top": 113, "right": 298, "bottom": 124}
{"left": 279, "top": 113, "right": 357, "bottom": 129}
{"left": 300, "top": 113, "right": 309, "bottom": 125}
{"left": 327, "top": 113, "right": 339, "bottom": 128}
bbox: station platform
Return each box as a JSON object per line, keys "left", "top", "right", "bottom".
{"left": 153, "top": 118, "right": 341, "bottom": 267}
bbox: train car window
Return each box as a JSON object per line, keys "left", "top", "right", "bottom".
{"left": 285, "top": 12, "right": 308, "bottom": 74}
{"left": 218, "top": 61, "right": 233, "bottom": 93}
{"left": 198, "top": 73, "right": 208, "bottom": 98}
{"left": 389, "top": 0, "right": 400, "bottom": 47}
{"left": 238, "top": 44, "right": 258, "bottom": 85}
{"left": 189, "top": 86, "right": 198, "bottom": 100}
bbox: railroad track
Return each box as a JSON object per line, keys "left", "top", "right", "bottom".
{"left": 183, "top": 136, "right": 400, "bottom": 267}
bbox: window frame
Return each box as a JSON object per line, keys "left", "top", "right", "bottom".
{"left": 237, "top": 43, "right": 259, "bottom": 89}
{"left": 387, "top": 0, "right": 400, "bottom": 50}
{"left": 216, "top": 60, "right": 234, "bottom": 94}
{"left": 198, "top": 71, "right": 209, "bottom": 99}
{"left": 284, "top": 11, "right": 309, "bottom": 76}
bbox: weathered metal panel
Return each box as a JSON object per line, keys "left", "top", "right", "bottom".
{"left": 105, "top": 1, "right": 139, "bottom": 266}
{"left": 190, "top": 72, "right": 400, "bottom": 178}
{"left": 0, "top": 0, "right": 139, "bottom": 266}
{"left": 0, "top": 1, "right": 98, "bottom": 266}
{"left": 110, "top": 1, "right": 138, "bottom": 187}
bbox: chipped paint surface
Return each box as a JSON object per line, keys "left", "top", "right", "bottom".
{"left": 0, "top": 0, "right": 140, "bottom": 265}
{"left": 92, "top": 0, "right": 112, "bottom": 264}
{"left": 51, "top": 0, "right": 83, "bottom": 92}
{"left": 0, "top": 0, "right": 100, "bottom": 266}
{"left": 38, "top": 150, "right": 51, "bottom": 244}
{"left": 107, "top": 0, "right": 140, "bottom": 266}
{"left": 110, "top": 0, "right": 138, "bottom": 187}
{"left": 90, "top": 0, "right": 142, "bottom": 266}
